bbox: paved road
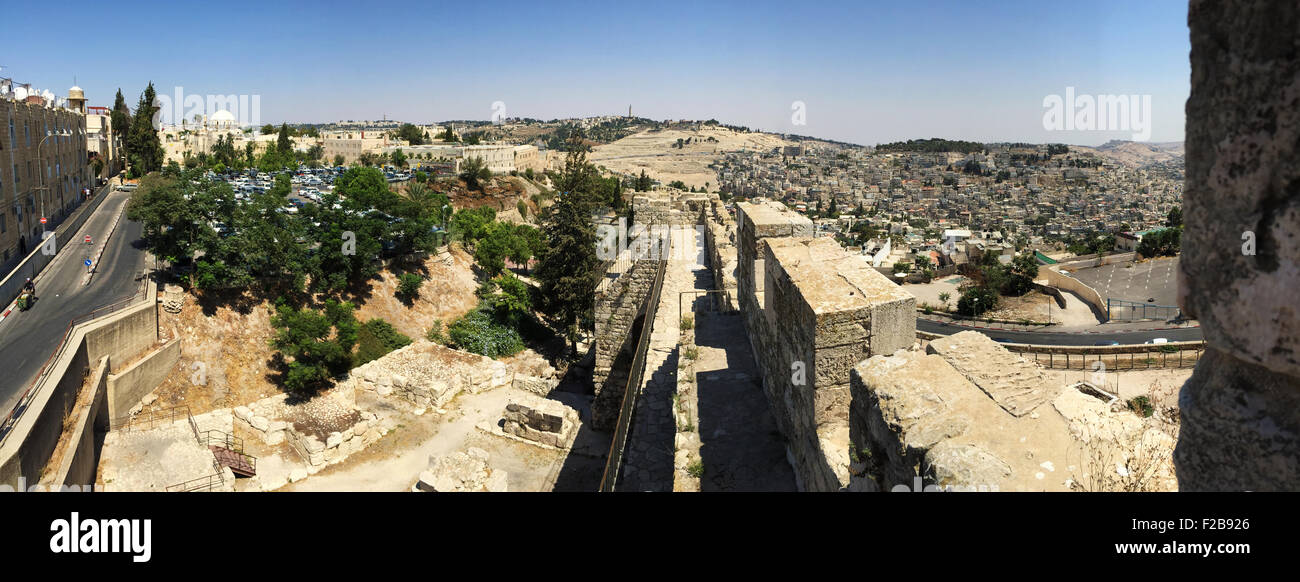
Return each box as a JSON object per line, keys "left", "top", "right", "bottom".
{"left": 917, "top": 318, "right": 1203, "bottom": 345}
{"left": 0, "top": 189, "right": 146, "bottom": 415}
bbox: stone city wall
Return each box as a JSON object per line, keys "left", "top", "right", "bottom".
{"left": 733, "top": 200, "right": 914, "bottom": 491}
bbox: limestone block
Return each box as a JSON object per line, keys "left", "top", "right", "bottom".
{"left": 924, "top": 442, "right": 1013, "bottom": 489}
{"left": 304, "top": 436, "right": 325, "bottom": 454}
{"left": 927, "top": 331, "right": 1056, "bottom": 416}
{"left": 250, "top": 416, "right": 270, "bottom": 432}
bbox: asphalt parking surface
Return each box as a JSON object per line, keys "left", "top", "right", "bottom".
{"left": 1070, "top": 257, "right": 1180, "bottom": 310}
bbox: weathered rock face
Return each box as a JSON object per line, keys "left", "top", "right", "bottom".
{"left": 850, "top": 346, "right": 1177, "bottom": 492}
{"left": 927, "top": 332, "right": 1058, "bottom": 417}
{"left": 1176, "top": 0, "right": 1300, "bottom": 490}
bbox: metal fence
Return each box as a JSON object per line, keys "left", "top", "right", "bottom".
{"left": 1017, "top": 345, "right": 1205, "bottom": 370}
{"left": 1106, "top": 298, "right": 1183, "bottom": 321}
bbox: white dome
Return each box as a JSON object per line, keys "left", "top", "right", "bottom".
{"left": 210, "top": 110, "right": 236, "bottom": 122}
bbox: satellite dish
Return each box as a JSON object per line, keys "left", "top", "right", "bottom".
{"left": 13, "top": 86, "right": 28, "bottom": 100}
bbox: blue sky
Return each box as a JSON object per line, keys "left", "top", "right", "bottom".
{"left": 5, "top": 0, "right": 1189, "bottom": 145}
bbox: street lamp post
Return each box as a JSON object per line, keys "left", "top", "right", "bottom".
{"left": 35, "top": 129, "right": 73, "bottom": 232}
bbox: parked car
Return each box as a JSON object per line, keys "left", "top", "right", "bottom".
{"left": 1093, "top": 340, "right": 1121, "bottom": 346}
{"left": 1145, "top": 338, "right": 1169, "bottom": 344}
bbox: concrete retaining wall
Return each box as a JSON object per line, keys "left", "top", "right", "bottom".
{"left": 0, "top": 278, "right": 158, "bottom": 490}
{"left": 1040, "top": 265, "right": 1108, "bottom": 322}
{"left": 106, "top": 336, "right": 181, "bottom": 427}
{"left": 39, "top": 357, "right": 110, "bottom": 489}
{"left": 84, "top": 297, "right": 159, "bottom": 374}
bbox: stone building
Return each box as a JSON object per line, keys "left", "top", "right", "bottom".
{"left": 0, "top": 86, "right": 91, "bottom": 268}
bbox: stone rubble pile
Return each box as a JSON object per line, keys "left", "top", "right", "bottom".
{"left": 348, "top": 340, "right": 512, "bottom": 409}
{"left": 416, "top": 447, "right": 508, "bottom": 492}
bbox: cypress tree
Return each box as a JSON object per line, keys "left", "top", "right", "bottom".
{"left": 126, "top": 83, "right": 164, "bottom": 176}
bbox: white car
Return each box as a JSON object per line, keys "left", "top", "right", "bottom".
{"left": 1145, "top": 338, "right": 1169, "bottom": 344}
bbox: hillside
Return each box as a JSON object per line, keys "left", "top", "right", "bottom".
{"left": 590, "top": 126, "right": 794, "bottom": 190}
{"left": 1074, "top": 140, "right": 1184, "bottom": 167}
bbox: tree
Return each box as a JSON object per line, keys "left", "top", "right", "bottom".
{"left": 268, "top": 299, "right": 359, "bottom": 393}
{"left": 231, "top": 174, "right": 310, "bottom": 289}
{"left": 957, "top": 285, "right": 999, "bottom": 317}
{"left": 1003, "top": 252, "right": 1039, "bottom": 296}
{"left": 447, "top": 308, "right": 524, "bottom": 358}
{"left": 127, "top": 171, "right": 218, "bottom": 269}
{"left": 450, "top": 206, "right": 495, "bottom": 247}
{"left": 1166, "top": 206, "right": 1183, "bottom": 228}
{"left": 303, "top": 167, "right": 392, "bottom": 294}
{"left": 635, "top": 169, "right": 653, "bottom": 191}
{"left": 396, "top": 273, "right": 423, "bottom": 302}
{"left": 397, "top": 123, "right": 426, "bottom": 145}
{"left": 459, "top": 156, "right": 491, "bottom": 191}
{"left": 333, "top": 154, "right": 345, "bottom": 167}
{"left": 111, "top": 89, "right": 131, "bottom": 145}
{"left": 277, "top": 123, "right": 293, "bottom": 156}
{"left": 534, "top": 134, "right": 601, "bottom": 351}
{"left": 126, "top": 83, "right": 165, "bottom": 177}
{"left": 391, "top": 148, "right": 407, "bottom": 168}
{"left": 261, "top": 124, "right": 276, "bottom": 135}
{"left": 473, "top": 221, "right": 516, "bottom": 276}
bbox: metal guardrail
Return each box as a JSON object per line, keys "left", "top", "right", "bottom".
{"left": 165, "top": 458, "right": 226, "bottom": 492}
{"left": 201, "top": 429, "right": 244, "bottom": 453}
{"left": 1017, "top": 344, "right": 1206, "bottom": 370}
{"left": 598, "top": 256, "right": 667, "bottom": 492}
{"left": 0, "top": 259, "right": 152, "bottom": 444}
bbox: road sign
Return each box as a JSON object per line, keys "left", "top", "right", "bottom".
{"left": 85, "top": 259, "right": 92, "bottom": 267}
{"left": 40, "top": 217, "right": 47, "bottom": 225}
{"left": 85, "top": 235, "right": 92, "bottom": 244}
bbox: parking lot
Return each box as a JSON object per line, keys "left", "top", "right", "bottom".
{"left": 1069, "top": 256, "right": 1180, "bottom": 309}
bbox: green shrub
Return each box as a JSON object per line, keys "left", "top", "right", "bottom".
{"left": 687, "top": 460, "right": 704, "bottom": 478}
{"left": 426, "top": 319, "right": 446, "bottom": 344}
{"left": 355, "top": 318, "right": 413, "bottom": 366}
{"left": 448, "top": 308, "right": 524, "bottom": 358}
{"left": 680, "top": 315, "right": 694, "bottom": 330}
{"left": 396, "top": 272, "right": 423, "bottom": 301}
{"left": 1127, "top": 395, "right": 1154, "bottom": 418}
{"left": 682, "top": 346, "right": 699, "bottom": 360}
